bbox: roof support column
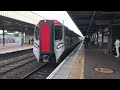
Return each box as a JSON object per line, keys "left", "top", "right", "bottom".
{"left": 96, "top": 32, "right": 99, "bottom": 48}
{"left": 102, "top": 29, "right": 104, "bottom": 48}
{"left": 3, "top": 29, "right": 5, "bottom": 46}
{"left": 98, "top": 26, "right": 103, "bottom": 48}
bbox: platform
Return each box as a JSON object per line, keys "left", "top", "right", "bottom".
{"left": 84, "top": 46, "right": 120, "bottom": 79}
{"left": 47, "top": 41, "right": 120, "bottom": 79}
{"left": 0, "top": 43, "right": 33, "bottom": 54}
{"left": 47, "top": 41, "right": 84, "bottom": 79}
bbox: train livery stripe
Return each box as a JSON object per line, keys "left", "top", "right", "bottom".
{"left": 41, "top": 24, "right": 50, "bottom": 52}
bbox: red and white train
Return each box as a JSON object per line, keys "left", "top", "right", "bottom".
{"left": 33, "top": 19, "right": 81, "bottom": 63}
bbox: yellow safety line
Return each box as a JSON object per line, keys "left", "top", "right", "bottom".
{"left": 80, "top": 54, "right": 84, "bottom": 79}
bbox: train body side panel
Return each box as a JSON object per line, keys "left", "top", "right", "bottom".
{"left": 54, "top": 25, "right": 65, "bottom": 63}
{"left": 33, "top": 26, "right": 40, "bottom": 62}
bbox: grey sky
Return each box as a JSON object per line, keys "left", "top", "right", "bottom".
{"left": 32, "top": 11, "right": 83, "bottom": 37}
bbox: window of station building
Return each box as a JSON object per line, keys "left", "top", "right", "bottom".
{"left": 34, "top": 26, "right": 39, "bottom": 40}
{"left": 54, "top": 25, "right": 63, "bottom": 40}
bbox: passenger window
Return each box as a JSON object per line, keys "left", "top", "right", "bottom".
{"left": 34, "top": 26, "right": 39, "bottom": 40}
{"left": 55, "top": 26, "right": 63, "bottom": 40}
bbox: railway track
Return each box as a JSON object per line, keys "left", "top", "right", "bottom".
{"left": 21, "top": 42, "right": 81, "bottom": 79}
{"left": 0, "top": 42, "right": 81, "bottom": 79}
{"left": 21, "top": 63, "right": 58, "bottom": 79}
{"left": 0, "top": 52, "right": 56, "bottom": 79}
{"left": 0, "top": 53, "right": 35, "bottom": 75}
{"left": 0, "top": 49, "right": 32, "bottom": 61}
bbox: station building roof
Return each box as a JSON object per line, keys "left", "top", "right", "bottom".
{"left": 67, "top": 11, "right": 120, "bottom": 36}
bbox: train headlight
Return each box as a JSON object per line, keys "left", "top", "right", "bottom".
{"left": 57, "top": 43, "right": 64, "bottom": 49}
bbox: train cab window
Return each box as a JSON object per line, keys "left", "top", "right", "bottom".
{"left": 34, "top": 26, "right": 39, "bottom": 40}
{"left": 55, "top": 26, "right": 63, "bottom": 40}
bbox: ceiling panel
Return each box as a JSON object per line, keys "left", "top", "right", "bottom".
{"left": 67, "top": 11, "right": 120, "bottom": 36}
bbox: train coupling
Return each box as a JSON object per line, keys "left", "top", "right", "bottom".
{"left": 43, "top": 55, "right": 49, "bottom": 62}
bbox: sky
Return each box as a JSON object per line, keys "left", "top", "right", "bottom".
{"left": 32, "top": 11, "right": 83, "bottom": 37}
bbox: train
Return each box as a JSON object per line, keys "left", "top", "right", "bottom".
{"left": 33, "top": 19, "right": 81, "bottom": 63}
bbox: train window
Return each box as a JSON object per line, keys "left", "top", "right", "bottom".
{"left": 34, "top": 26, "right": 39, "bottom": 40}
{"left": 55, "top": 26, "right": 63, "bottom": 40}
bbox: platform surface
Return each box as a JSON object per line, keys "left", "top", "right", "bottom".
{"left": 47, "top": 43, "right": 120, "bottom": 79}
{"left": 0, "top": 43, "right": 33, "bottom": 54}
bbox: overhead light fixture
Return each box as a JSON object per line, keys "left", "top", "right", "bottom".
{"left": 15, "top": 31, "right": 19, "bottom": 33}
{"left": 4, "top": 30, "right": 7, "bottom": 33}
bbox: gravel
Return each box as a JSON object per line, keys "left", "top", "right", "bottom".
{"left": 0, "top": 60, "right": 42, "bottom": 79}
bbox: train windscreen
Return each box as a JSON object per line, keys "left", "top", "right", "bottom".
{"left": 55, "top": 26, "right": 63, "bottom": 40}
{"left": 34, "top": 26, "right": 39, "bottom": 40}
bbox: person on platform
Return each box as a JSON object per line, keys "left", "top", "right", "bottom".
{"left": 114, "top": 37, "right": 120, "bottom": 58}
{"left": 84, "top": 36, "right": 89, "bottom": 49}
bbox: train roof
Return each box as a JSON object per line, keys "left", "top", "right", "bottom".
{"left": 39, "top": 19, "right": 63, "bottom": 25}
{"left": 52, "top": 20, "right": 62, "bottom": 25}
{"left": 39, "top": 19, "right": 81, "bottom": 37}
{"left": 65, "top": 26, "right": 80, "bottom": 37}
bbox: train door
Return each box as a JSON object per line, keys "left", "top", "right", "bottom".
{"left": 54, "top": 25, "right": 65, "bottom": 63}
{"left": 33, "top": 25, "right": 40, "bottom": 62}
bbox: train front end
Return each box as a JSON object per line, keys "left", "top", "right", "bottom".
{"left": 33, "top": 20, "right": 54, "bottom": 63}
{"left": 33, "top": 19, "right": 65, "bottom": 63}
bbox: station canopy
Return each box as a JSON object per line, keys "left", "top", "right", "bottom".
{"left": 67, "top": 11, "right": 120, "bottom": 36}
{"left": 0, "top": 11, "right": 45, "bottom": 35}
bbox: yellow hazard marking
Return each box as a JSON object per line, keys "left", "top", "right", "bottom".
{"left": 80, "top": 54, "right": 84, "bottom": 79}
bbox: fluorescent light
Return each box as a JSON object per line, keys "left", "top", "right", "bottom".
{"left": 14, "top": 31, "right": 19, "bottom": 33}
{"left": 4, "top": 30, "right": 7, "bottom": 33}
{"left": 0, "top": 30, "right": 3, "bottom": 34}
{"left": 7, "top": 33, "right": 14, "bottom": 35}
